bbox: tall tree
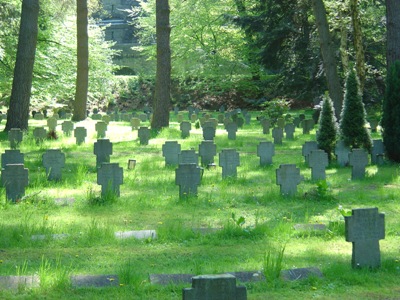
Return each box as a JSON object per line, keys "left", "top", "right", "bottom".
{"left": 72, "top": 0, "right": 89, "bottom": 121}
{"left": 386, "top": 0, "right": 400, "bottom": 70}
{"left": 311, "top": 0, "right": 343, "bottom": 118}
{"left": 4, "top": 0, "right": 39, "bottom": 131}
{"left": 151, "top": 0, "right": 171, "bottom": 130}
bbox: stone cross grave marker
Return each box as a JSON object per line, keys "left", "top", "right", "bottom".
{"left": 177, "top": 114, "right": 184, "bottom": 123}
{"left": 94, "top": 139, "right": 113, "bottom": 168}
{"left": 349, "top": 148, "right": 369, "bottom": 179}
{"left": 235, "top": 116, "right": 244, "bottom": 128}
{"left": 202, "top": 125, "right": 216, "bottom": 141}
{"left": 33, "top": 127, "right": 47, "bottom": 144}
{"left": 42, "top": 149, "right": 65, "bottom": 181}
{"left": 199, "top": 140, "right": 217, "bottom": 167}
{"left": 217, "top": 114, "right": 224, "bottom": 124}
{"left": 139, "top": 113, "right": 147, "bottom": 122}
{"left": 8, "top": 128, "right": 23, "bottom": 149}
{"left": 293, "top": 117, "right": 301, "bottom": 127}
{"left": 95, "top": 121, "right": 107, "bottom": 138}
{"left": 284, "top": 123, "right": 295, "bottom": 140}
{"left": 97, "top": 163, "right": 123, "bottom": 197}
{"left": 182, "top": 274, "right": 247, "bottom": 300}
{"left": 130, "top": 117, "right": 141, "bottom": 130}
{"left": 371, "top": 139, "right": 384, "bottom": 165}
{"left": 179, "top": 149, "right": 199, "bottom": 165}
{"left": 245, "top": 113, "right": 251, "bottom": 125}
{"left": 102, "top": 114, "right": 111, "bottom": 124}
{"left": 302, "top": 119, "right": 314, "bottom": 134}
{"left": 91, "top": 113, "right": 102, "bottom": 120}
{"left": 257, "top": 141, "right": 275, "bottom": 166}
{"left": 219, "top": 149, "right": 240, "bottom": 179}
{"left": 113, "top": 111, "right": 120, "bottom": 121}
{"left": 175, "top": 163, "right": 201, "bottom": 198}
{"left": 47, "top": 117, "right": 57, "bottom": 131}
{"left": 345, "top": 207, "right": 385, "bottom": 268}
{"left": 162, "top": 141, "right": 181, "bottom": 166}
{"left": 74, "top": 127, "right": 87, "bottom": 145}
{"left": 260, "top": 119, "right": 271, "bottom": 134}
{"left": 302, "top": 141, "right": 318, "bottom": 165}
{"left": 308, "top": 150, "right": 329, "bottom": 181}
{"left": 34, "top": 112, "right": 44, "bottom": 120}
{"left": 174, "top": 106, "right": 179, "bottom": 115}
{"left": 335, "top": 140, "right": 350, "bottom": 167}
{"left": 191, "top": 114, "right": 198, "bottom": 123}
{"left": 299, "top": 113, "right": 306, "bottom": 121}
{"left": 138, "top": 127, "right": 150, "bottom": 145}
{"left": 368, "top": 119, "right": 378, "bottom": 132}
{"left": 276, "top": 164, "right": 302, "bottom": 196}
{"left": 61, "top": 121, "right": 74, "bottom": 136}
{"left": 272, "top": 127, "right": 283, "bottom": 145}
{"left": 276, "top": 118, "right": 285, "bottom": 128}
{"left": 179, "top": 121, "right": 190, "bottom": 139}
{"left": 1, "top": 149, "right": 24, "bottom": 169}
{"left": 226, "top": 122, "right": 238, "bottom": 140}
{"left": 1, "top": 164, "right": 29, "bottom": 202}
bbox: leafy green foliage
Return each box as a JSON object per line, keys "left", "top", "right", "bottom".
{"left": 339, "top": 69, "right": 372, "bottom": 151}
{"left": 263, "top": 245, "right": 285, "bottom": 286}
{"left": 261, "top": 98, "right": 291, "bottom": 124}
{"left": 316, "top": 94, "right": 338, "bottom": 161}
{"left": 381, "top": 60, "right": 400, "bottom": 162}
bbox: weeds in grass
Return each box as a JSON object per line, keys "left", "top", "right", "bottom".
{"left": 39, "top": 256, "right": 71, "bottom": 290}
{"left": 262, "top": 245, "right": 285, "bottom": 287}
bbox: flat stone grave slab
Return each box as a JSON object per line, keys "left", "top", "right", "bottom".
{"left": 114, "top": 230, "right": 157, "bottom": 239}
{"left": 257, "top": 141, "right": 274, "bottom": 166}
{"left": 1, "top": 149, "right": 24, "bottom": 169}
{"left": 302, "top": 141, "right": 318, "bottom": 165}
{"left": 281, "top": 267, "right": 323, "bottom": 281}
{"left": 138, "top": 127, "right": 150, "bottom": 145}
{"left": 94, "top": 139, "right": 113, "bottom": 168}
{"left": 97, "top": 163, "right": 123, "bottom": 197}
{"left": 71, "top": 274, "right": 119, "bottom": 288}
{"left": 293, "top": 224, "right": 327, "bottom": 231}
{"left": 335, "top": 140, "right": 350, "bottom": 167}
{"left": 308, "top": 149, "right": 328, "bottom": 181}
{"left": 74, "top": 127, "right": 87, "bottom": 145}
{"left": 219, "top": 149, "right": 240, "bottom": 179}
{"left": 276, "top": 164, "right": 302, "bottom": 196}
{"left": 162, "top": 141, "right": 181, "bottom": 166}
{"left": 54, "top": 197, "right": 75, "bottom": 206}
{"left": 349, "top": 148, "right": 369, "bottom": 180}
{"left": 42, "top": 149, "right": 66, "bottom": 181}
{"left": 180, "top": 121, "right": 191, "bottom": 139}
{"left": 33, "top": 127, "right": 47, "bottom": 144}
{"left": 9, "top": 128, "right": 23, "bottom": 149}
{"left": 31, "top": 233, "right": 69, "bottom": 240}
{"left": 191, "top": 228, "right": 221, "bottom": 235}
{"left": 371, "top": 139, "right": 384, "bottom": 165}
{"left": 0, "top": 275, "right": 40, "bottom": 290}
{"left": 1, "top": 163, "right": 29, "bottom": 202}
{"left": 61, "top": 120, "right": 74, "bottom": 136}
{"left": 199, "top": 141, "right": 217, "bottom": 167}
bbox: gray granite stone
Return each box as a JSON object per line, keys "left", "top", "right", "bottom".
{"left": 74, "top": 127, "right": 87, "bottom": 145}
{"left": 175, "top": 163, "right": 201, "bottom": 198}
{"left": 257, "top": 141, "right": 274, "bottom": 166}
{"left": 1, "top": 149, "right": 24, "bottom": 169}
{"left": 97, "top": 163, "right": 123, "bottom": 197}
{"left": 1, "top": 164, "right": 29, "bottom": 202}
{"left": 276, "top": 164, "right": 301, "bottom": 196}
{"left": 308, "top": 150, "right": 329, "bottom": 181}
{"left": 71, "top": 274, "right": 119, "bottom": 287}
{"left": 219, "top": 149, "right": 240, "bottom": 179}
{"left": 162, "top": 141, "right": 181, "bottom": 166}
{"left": 349, "top": 148, "right": 369, "bottom": 179}
{"left": 335, "top": 140, "right": 350, "bottom": 167}
{"left": 42, "top": 149, "right": 65, "bottom": 181}
{"left": 199, "top": 141, "right": 217, "bottom": 167}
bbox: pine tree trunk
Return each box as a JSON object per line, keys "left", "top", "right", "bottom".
{"left": 151, "top": 0, "right": 171, "bottom": 130}
{"left": 311, "top": 0, "right": 343, "bottom": 118}
{"left": 72, "top": 0, "right": 89, "bottom": 122}
{"left": 5, "top": 0, "right": 39, "bottom": 132}
{"left": 386, "top": 0, "right": 400, "bottom": 70}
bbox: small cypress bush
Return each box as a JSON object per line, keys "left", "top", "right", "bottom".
{"left": 339, "top": 69, "right": 372, "bottom": 151}
{"left": 317, "top": 93, "right": 338, "bottom": 161}
{"left": 381, "top": 60, "right": 400, "bottom": 162}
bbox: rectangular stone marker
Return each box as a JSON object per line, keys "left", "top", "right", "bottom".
{"left": 281, "top": 267, "right": 323, "bottom": 281}
{"left": 284, "top": 123, "right": 295, "bottom": 139}
{"left": 162, "top": 141, "right": 181, "bottom": 166}
{"left": 95, "top": 121, "right": 108, "bottom": 138}
{"left": 301, "top": 119, "right": 314, "bottom": 134}
{"left": 203, "top": 126, "right": 216, "bottom": 141}
{"left": 226, "top": 122, "right": 238, "bottom": 140}
{"left": 74, "top": 127, "right": 87, "bottom": 145}
{"left": 94, "top": 139, "right": 113, "bottom": 168}
{"left": 368, "top": 119, "right": 378, "bottom": 132}
{"left": 257, "top": 141, "right": 275, "bottom": 166}
{"left": 47, "top": 117, "right": 58, "bottom": 131}
{"left": 97, "top": 163, "right": 123, "bottom": 197}
{"left": 349, "top": 148, "right": 369, "bottom": 179}
{"left": 219, "top": 149, "right": 240, "bottom": 179}
{"left": 260, "top": 119, "right": 271, "bottom": 134}
{"left": 114, "top": 230, "right": 157, "bottom": 239}
{"left": 335, "top": 140, "right": 350, "bottom": 167}
{"left": 150, "top": 273, "right": 194, "bottom": 285}
{"left": 42, "top": 149, "right": 65, "bottom": 181}
{"left": 71, "top": 274, "right": 119, "bottom": 287}
{"left": 130, "top": 117, "right": 141, "bottom": 130}
{"left": 276, "top": 164, "right": 302, "bottom": 196}
{"left": 179, "top": 150, "right": 199, "bottom": 165}
{"left": 61, "top": 120, "right": 74, "bottom": 136}
{"left": 139, "top": 113, "right": 147, "bottom": 122}
{"left": 302, "top": 141, "right": 318, "bottom": 165}
{"left": 345, "top": 207, "right": 385, "bottom": 268}
{"left": 199, "top": 140, "right": 217, "bottom": 167}
{"left": 244, "top": 114, "right": 251, "bottom": 125}
{"left": 272, "top": 127, "right": 283, "bottom": 145}
{"left": 308, "top": 150, "right": 329, "bottom": 180}
{"left": 1, "top": 149, "right": 24, "bottom": 169}
{"left": 180, "top": 121, "right": 191, "bottom": 139}
{"left": 293, "top": 117, "right": 301, "bottom": 127}
{"left": 371, "top": 139, "right": 384, "bottom": 165}
{"left": 33, "top": 127, "right": 47, "bottom": 144}
{"left": 175, "top": 163, "right": 201, "bottom": 198}
{"left": 8, "top": 128, "right": 23, "bottom": 149}
{"left": 182, "top": 274, "right": 247, "bottom": 300}
{"left": 0, "top": 275, "right": 40, "bottom": 290}
{"left": 1, "top": 164, "right": 29, "bottom": 202}
{"left": 34, "top": 112, "right": 44, "bottom": 120}
{"left": 138, "top": 127, "right": 150, "bottom": 145}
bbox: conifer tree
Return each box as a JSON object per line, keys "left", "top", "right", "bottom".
{"left": 317, "top": 93, "right": 338, "bottom": 161}
{"left": 381, "top": 60, "right": 400, "bottom": 162}
{"left": 339, "top": 69, "right": 372, "bottom": 151}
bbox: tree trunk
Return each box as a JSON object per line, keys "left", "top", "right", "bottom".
{"left": 312, "top": 0, "right": 343, "bottom": 118}
{"left": 151, "top": 0, "right": 171, "bottom": 130}
{"left": 72, "top": 0, "right": 89, "bottom": 122}
{"left": 350, "top": 0, "right": 366, "bottom": 93}
{"left": 386, "top": 0, "right": 400, "bottom": 70}
{"left": 4, "top": 0, "right": 39, "bottom": 132}
{"left": 339, "top": 1, "right": 349, "bottom": 73}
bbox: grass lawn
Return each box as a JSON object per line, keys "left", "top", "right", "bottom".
{"left": 0, "top": 111, "right": 399, "bottom": 299}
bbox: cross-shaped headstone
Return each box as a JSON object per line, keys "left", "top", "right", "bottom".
{"left": 1, "top": 164, "right": 29, "bottom": 202}
{"left": 138, "top": 127, "right": 150, "bottom": 145}
{"left": 260, "top": 119, "right": 271, "bottom": 134}
{"left": 202, "top": 126, "right": 216, "bottom": 141}
{"left": 180, "top": 121, "right": 191, "bottom": 139}
{"left": 284, "top": 123, "right": 295, "bottom": 140}
{"left": 130, "top": 118, "right": 141, "bottom": 130}
{"left": 371, "top": 139, "right": 384, "bottom": 165}
{"left": 276, "top": 164, "right": 302, "bottom": 196}
{"left": 302, "top": 141, "right": 318, "bottom": 165}
{"left": 42, "top": 149, "right": 65, "bottom": 181}
{"left": 138, "top": 113, "right": 147, "bottom": 122}
{"left": 177, "top": 114, "right": 184, "bottom": 123}
{"left": 368, "top": 119, "right": 379, "bottom": 133}
{"left": 235, "top": 116, "right": 244, "bottom": 128}
{"left": 102, "top": 115, "right": 111, "bottom": 124}
{"left": 47, "top": 117, "right": 57, "bottom": 131}
{"left": 244, "top": 114, "right": 251, "bottom": 125}
{"left": 257, "top": 141, "right": 275, "bottom": 166}
{"left": 95, "top": 121, "right": 108, "bottom": 138}
{"left": 293, "top": 117, "right": 301, "bottom": 127}
{"left": 33, "top": 127, "right": 47, "bottom": 144}
{"left": 34, "top": 112, "right": 44, "bottom": 120}
{"left": 226, "top": 122, "right": 238, "bottom": 140}
{"left": 345, "top": 207, "right": 385, "bottom": 268}
{"left": 199, "top": 140, "right": 217, "bottom": 167}
{"left": 97, "top": 163, "right": 123, "bottom": 197}
{"left": 272, "top": 127, "right": 283, "bottom": 145}
{"left": 1, "top": 150, "right": 24, "bottom": 169}
{"left": 219, "top": 149, "right": 240, "bottom": 179}
{"left": 175, "top": 163, "right": 201, "bottom": 198}
{"left": 162, "top": 141, "right": 181, "bottom": 166}
{"left": 61, "top": 121, "right": 74, "bottom": 136}
{"left": 178, "top": 150, "right": 198, "bottom": 165}
{"left": 74, "top": 127, "right": 87, "bottom": 145}
{"left": 8, "top": 128, "right": 23, "bottom": 149}
{"left": 301, "top": 119, "right": 315, "bottom": 134}
{"left": 217, "top": 114, "right": 224, "bottom": 124}
{"left": 94, "top": 139, "right": 113, "bottom": 168}
{"left": 349, "top": 148, "right": 369, "bottom": 179}
{"left": 308, "top": 150, "right": 329, "bottom": 181}
{"left": 335, "top": 140, "right": 350, "bottom": 167}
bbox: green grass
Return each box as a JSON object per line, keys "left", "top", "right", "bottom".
{"left": 0, "top": 111, "right": 399, "bottom": 299}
